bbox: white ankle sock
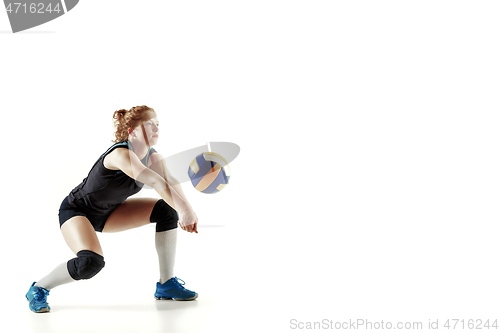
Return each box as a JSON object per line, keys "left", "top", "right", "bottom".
{"left": 155, "top": 228, "right": 177, "bottom": 284}
{"left": 35, "top": 262, "right": 76, "bottom": 290}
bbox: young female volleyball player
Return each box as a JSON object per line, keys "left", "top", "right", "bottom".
{"left": 26, "top": 106, "right": 198, "bottom": 313}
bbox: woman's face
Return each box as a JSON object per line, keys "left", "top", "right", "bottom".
{"left": 131, "top": 116, "right": 160, "bottom": 146}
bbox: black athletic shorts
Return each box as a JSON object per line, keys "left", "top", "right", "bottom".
{"left": 58, "top": 196, "right": 115, "bottom": 232}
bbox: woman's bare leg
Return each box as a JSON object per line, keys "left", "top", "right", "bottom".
{"left": 61, "top": 216, "right": 103, "bottom": 255}
{"left": 101, "top": 197, "right": 158, "bottom": 233}
{"left": 35, "top": 216, "right": 103, "bottom": 290}
{"left": 102, "top": 197, "right": 178, "bottom": 284}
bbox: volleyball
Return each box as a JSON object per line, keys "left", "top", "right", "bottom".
{"left": 188, "top": 152, "right": 231, "bottom": 194}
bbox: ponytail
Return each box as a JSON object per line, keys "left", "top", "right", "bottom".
{"left": 113, "top": 109, "right": 128, "bottom": 120}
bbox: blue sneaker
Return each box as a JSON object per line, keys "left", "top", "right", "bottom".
{"left": 26, "top": 282, "right": 50, "bottom": 313}
{"left": 154, "top": 277, "right": 198, "bottom": 301}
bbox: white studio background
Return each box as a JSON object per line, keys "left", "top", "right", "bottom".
{"left": 1, "top": 1, "right": 500, "bottom": 332}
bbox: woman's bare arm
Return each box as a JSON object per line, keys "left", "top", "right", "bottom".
{"left": 149, "top": 153, "right": 198, "bottom": 233}
{"left": 106, "top": 148, "right": 198, "bottom": 233}
{"left": 105, "top": 148, "right": 168, "bottom": 189}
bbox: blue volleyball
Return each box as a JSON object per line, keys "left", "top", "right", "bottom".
{"left": 188, "top": 152, "right": 231, "bottom": 194}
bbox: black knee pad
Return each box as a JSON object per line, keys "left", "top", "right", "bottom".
{"left": 67, "top": 250, "right": 105, "bottom": 280}
{"left": 150, "top": 199, "right": 178, "bottom": 232}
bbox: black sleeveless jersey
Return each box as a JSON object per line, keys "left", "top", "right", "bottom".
{"left": 67, "top": 140, "right": 157, "bottom": 215}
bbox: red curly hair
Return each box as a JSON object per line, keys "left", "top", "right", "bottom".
{"left": 112, "top": 105, "right": 156, "bottom": 143}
